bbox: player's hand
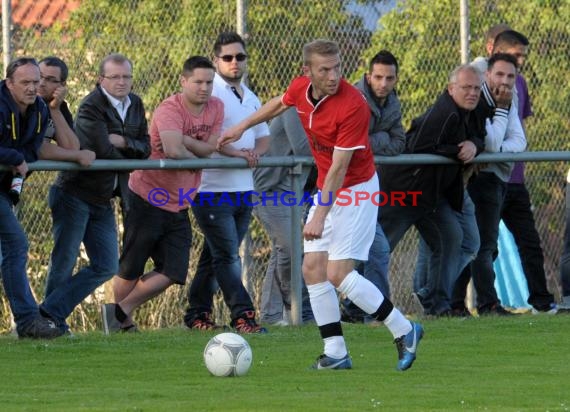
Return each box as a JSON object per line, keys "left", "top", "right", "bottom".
{"left": 49, "top": 86, "right": 68, "bottom": 110}
{"left": 457, "top": 141, "right": 477, "bottom": 163}
{"left": 76, "top": 149, "right": 96, "bottom": 167}
{"left": 217, "top": 125, "right": 244, "bottom": 150}
{"left": 303, "top": 217, "right": 325, "bottom": 241}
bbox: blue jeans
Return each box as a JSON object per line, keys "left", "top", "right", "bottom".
{"left": 41, "top": 186, "right": 118, "bottom": 329}
{"left": 467, "top": 172, "right": 507, "bottom": 310}
{"left": 0, "top": 192, "right": 39, "bottom": 328}
{"left": 364, "top": 222, "right": 392, "bottom": 299}
{"left": 381, "top": 199, "right": 462, "bottom": 315}
{"left": 415, "top": 192, "right": 480, "bottom": 307}
{"left": 186, "top": 192, "right": 255, "bottom": 321}
{"left": 254, "top": 201, "right": 313, "bottom": 323}
{"left": 356, "top": 211, "right": 393, "bottom": 299}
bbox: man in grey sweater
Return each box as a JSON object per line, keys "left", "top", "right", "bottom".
{"left": 253, "top": 107, "right": 314, "bottom": 325}
{"left": 341, "top": 50, "right": 405, "bottom": 323}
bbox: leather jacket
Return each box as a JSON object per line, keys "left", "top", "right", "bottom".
{"left": 55, "top": 85, "right": 150, "bottom": 205}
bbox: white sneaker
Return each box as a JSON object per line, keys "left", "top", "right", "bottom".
{"left": 558, "top": 296, "right": 570, "bottom": 312}
{"left": 531, "top": 303, "right": 558, "bottom": 315}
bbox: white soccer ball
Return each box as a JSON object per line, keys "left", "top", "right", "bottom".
{"left": 203, "top": 332, "right": 253, "bottom": 377}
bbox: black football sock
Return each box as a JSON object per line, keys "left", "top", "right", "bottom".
{"left": 115, "top": 304, "right": 128, "bottom": 323}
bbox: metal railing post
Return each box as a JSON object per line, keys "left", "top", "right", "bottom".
{"left": 459, "top": 0, "right": 470, "bottom": 64}
{"left": 2, "top": 0, "right": 12, "bottom": 75}
{"left": 289, "top": 161, "right": 304, "bottom": 326}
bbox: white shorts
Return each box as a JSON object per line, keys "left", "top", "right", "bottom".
{"left": 304, "top": 174, "right": 379, "bottom": 261}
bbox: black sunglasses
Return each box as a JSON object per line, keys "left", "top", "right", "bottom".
{"left": 218, "top": 53, "right": 248, "bottom": 63}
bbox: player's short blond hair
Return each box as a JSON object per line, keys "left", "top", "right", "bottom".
{"left": 302, "top": 39, "right": 340, "bottom": 66}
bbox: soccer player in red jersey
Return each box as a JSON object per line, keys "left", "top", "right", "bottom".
{"left": 219, "top": 39, "right": 423, "bottom": 371}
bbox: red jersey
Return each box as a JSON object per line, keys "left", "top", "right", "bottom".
{"left": 282, "top": 76, "right": 375, "bottom": 189}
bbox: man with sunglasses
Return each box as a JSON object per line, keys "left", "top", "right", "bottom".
{"left": 40, "top": 53, "right": 150, "bottom": 334}
{"left": 184, "top": 32, "right": 269, "bottom": 333}
{"left": 0, "top": 57, "right": 63, "bottom": 338}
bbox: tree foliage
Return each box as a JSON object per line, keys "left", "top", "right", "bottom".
{"left": 357, "top": 0, "right": 570, "bottom": 203}
{"left": 17, "top": 0, "right": 372, "bottom": 113}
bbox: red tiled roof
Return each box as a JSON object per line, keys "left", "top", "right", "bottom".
{"left": 7, "top": 0, "right": 81, "bottom": 29}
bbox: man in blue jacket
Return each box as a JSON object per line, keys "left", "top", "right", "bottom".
{"left": 0, "top": 57, "right": 63, "bottom": 339}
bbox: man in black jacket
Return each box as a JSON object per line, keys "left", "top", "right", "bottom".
{"left": 380, "top": 64, "right": 484, "bottom": 316}
{"left": 40, "top": 53, "right": 150, "bottom": 334}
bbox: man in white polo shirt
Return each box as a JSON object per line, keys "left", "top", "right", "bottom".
{"left": 183, "top": 32, "right": 270, "bottom": 333}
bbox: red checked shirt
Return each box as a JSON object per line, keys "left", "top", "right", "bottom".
{"left": 282, "top": 76, "right": 375, "bottom": 189}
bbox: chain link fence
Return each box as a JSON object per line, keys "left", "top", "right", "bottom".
{"left": 1, "top": 0, "right": 569, "bottom": 331}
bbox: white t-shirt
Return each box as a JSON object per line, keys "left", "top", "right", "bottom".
{"left": 199, "top": 73, "right": 270, "bottom": 193}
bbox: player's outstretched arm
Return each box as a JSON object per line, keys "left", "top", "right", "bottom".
{"left": 217, "top": 95, "right": 289, "bottom": 149}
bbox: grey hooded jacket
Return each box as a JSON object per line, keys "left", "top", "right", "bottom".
{"left": 354, "top": 75, "right": 405, "bottom": 156}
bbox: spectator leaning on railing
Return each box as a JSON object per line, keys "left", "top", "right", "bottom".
{"left": 100, "top": 56, "right": 222, "bottom": 334}
{"left": 39, "top": 53, "right": 150, "bottom": 335}
{"left": 341, "top": 49, "right": 405, "bottom": 323}
{"left": 467, "top": 53, "right": 527, "bottom": 316}
{"left": 0, "top": 57, "right": 63, "bottom": 339}
{"left": 380, "top": 64, "right": 484, "bottom": 317}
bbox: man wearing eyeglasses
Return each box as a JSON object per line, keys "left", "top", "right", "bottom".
{"left": 36, "top": 56, "right": 97, "bottom": 330}
{"left": 184, "top": 31, "right": 270, "bottom": 334}
{"left": 39, "top": 53, "right": 150, "bottom": 335}
{"left": 0, "top": 57, "right": 63, "bottom": 338}
{"left": 36, "top": 56, "right": 95, "bottom": 166}
{"left": 381, "top": 65, "right": 484, "bottom": 317}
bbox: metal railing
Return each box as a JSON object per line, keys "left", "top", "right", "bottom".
{"left": 4, "top": 150, "right": 567, "bottom": 325}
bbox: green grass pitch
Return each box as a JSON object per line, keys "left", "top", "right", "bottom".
{"left": 0, "top": 315, "right": 568, "bottom": 411}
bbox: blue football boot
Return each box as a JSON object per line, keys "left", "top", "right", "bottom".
{"left": 395, "top": 322, "right": 424, "bottom": 371}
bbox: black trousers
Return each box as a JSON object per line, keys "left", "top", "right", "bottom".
{"left": 468, "top": 172, "right": 507, "bottom": 310}
{"left": 560, "top": 183, "right": 570, "bottom": 297}
{"left": 500, "top": 183, "right": 554, "bottom": 309}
